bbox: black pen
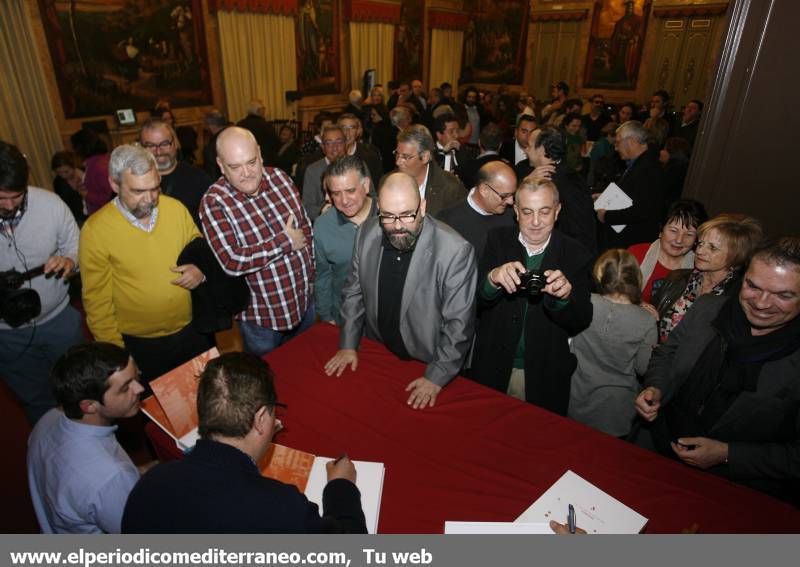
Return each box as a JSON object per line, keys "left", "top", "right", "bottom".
{"left": 333, "top": 452, "right": 348, "bottom": 465}
{"left": 568, "top": 504, "right": 576, "bottom": 534}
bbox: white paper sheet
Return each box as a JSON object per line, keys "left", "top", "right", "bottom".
{"left": 515, "top": 470, "right": 648, "bottom": 534}
{"left": 306, "top": 457, "right": 385, "bottom": 534}
{"left": 593, "top": 182, "right": 632, "bottom": 233}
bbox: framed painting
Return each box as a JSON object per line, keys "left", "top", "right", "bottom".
{"left": 394, "top": 0, "right": 424, "bottom": 84}
{"left": 37, "top": 0, "right": 213, "bottom": 118}
{"left": 583, "top": 0, "right": 652, "bottom": 89}
{"left": 459, "top": 0, "right": 530, "bottom": 85}
{"left": 296, "top": 0, "right": 341, "bottom": 95}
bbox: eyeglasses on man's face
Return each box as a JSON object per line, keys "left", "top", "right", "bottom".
{"left": 378, "top": 204, "right": 420, "bottom": 225}
{"left": 393, "top": 150, "right": 420, "bottom": 163}
{"left": 483, "top": 181, "right": 514, "bottom": 201}
{"left": 141, "top": 138, "right": 174, "bottom": 151}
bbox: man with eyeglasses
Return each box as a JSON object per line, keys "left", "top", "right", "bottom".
{"left": 438, "top": 161, "right": 517, "bottom": 261}
{"left": 517, "top": 126, "right": 598, "bottom": 255}
{"left": 201, "top": 127, "right": 314, "bottom": 357}
{"left": 471, "top": 179, "right": 593, "bottom": 416}
{"left": 324, "top": 172, "right": 477, "bottom": 410}
{"left": 303, "top": 125, "right": 347, "bottom": 222}
{"left": 139, "top": 118, "right": 212, "bottom": 227}
{"left": 392, "top": 124, "right": 465, "bottom": 217}
{"left": 123, "top": 352, "right": 367, "bottom": 533}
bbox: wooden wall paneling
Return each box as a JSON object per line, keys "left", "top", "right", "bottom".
{"left": 647, "top": 18, "right": 685, "bottom": 99}
{"left": 529, "top": 22, "right": 557, "bottom": 101}
{"left": 555, "top": 21, "right": 580, "bottom": 97}
{"left": 673, "top": 17, "right": 715, "bottom": 107}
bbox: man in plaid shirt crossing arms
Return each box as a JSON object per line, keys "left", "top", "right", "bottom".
{"left": 200, "top": 127, "right": 315, "bottom": 355}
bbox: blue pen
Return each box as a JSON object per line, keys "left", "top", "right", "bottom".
{"left": 568, "top": 504, "right": 576, "bottom": 534}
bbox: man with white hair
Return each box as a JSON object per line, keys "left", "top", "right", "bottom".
{"left": 237, "top": 98, "right": 280, "bottom": 166}
{"left": 80, "top": 144, "right": 210, "bottom": 382}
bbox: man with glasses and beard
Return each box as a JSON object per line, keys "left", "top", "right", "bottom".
{"left": 80, "top": 145, "right": 211, "bottom": 383}
{"left": 324, "top": 172, "right": 477, "bottom": 409}
{"left": 139, "top": 118, "right": 212, "bottom": 227}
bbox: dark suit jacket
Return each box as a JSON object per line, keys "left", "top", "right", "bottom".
{"left": 237, "top": 114, "right": 280, "bottom": 166}
{"left": 472, "top": 228, "right": 593, "bottom": 415}
{"left": 499, "top": 139, "right": 526, "bottom": 166}
{"left": 644, "top": 295, "right": 800, "bottom": 503}
{"left": 602, "top": 150, "right": 666, "bottom": 250}
{"left": 422, "top": 161, "right": 467, "bottom": 217}
{"left": 458, "top": 153, "right": 505, "bottom": 191}
{"left": 122, "top": 440, "right": 367, "bottom": 533}
{"left": 437, "top": 199, "right": 515, "bottom": 262}
{"left": 354, "top": 142, "right": 384, "bottom": 191}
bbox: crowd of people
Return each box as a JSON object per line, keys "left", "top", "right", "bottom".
{"left": 1, "top": 77, "right": 798, "bottom": 535}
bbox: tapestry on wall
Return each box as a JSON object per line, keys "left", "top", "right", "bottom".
{"left": 37, "top": 0, "right": 213, "bottom": 118}
{"left": 394, "top": 0, "right": 424, "bottom": 84}
{"left": 296, "top": 0, "right": 340, "bottom": 95}
{"left": 584, "top": 0, "right": 652, "bottom": 90}
{"left": 459, "top": 0, "right": 530, "bottom": 85}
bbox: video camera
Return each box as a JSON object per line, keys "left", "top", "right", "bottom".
{"left": 0, "top": 265, "right": 49, "bottom": 328}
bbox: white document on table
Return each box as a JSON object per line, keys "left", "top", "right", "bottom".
{"left": 444, "top": 521, "right": 552, "bottom": 534}
{"left": 514, "top": 470, "right": 648, "bottom": 534}
{"left": 305, "top": 457, "right": 385, "bottom": 534}
{"left": 594, "top": 182, "right": 632, "bottom": 233}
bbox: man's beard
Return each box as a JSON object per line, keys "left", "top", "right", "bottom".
{"left": 155, "top": 155, "right": 177, "bottom": 173}
{"left": 384, "top": 221, "right": 422, "bottom": 252}
{"left": 0, "top": 207, "right": 18, "bottom": 220}
{"left": 128, "top": 200, "right": 157, "bottom": 219}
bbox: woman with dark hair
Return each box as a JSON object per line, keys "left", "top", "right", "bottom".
{"left": 628, "top": 199, "right": 708, "bottom": 304}
{"left": 70, "top": 128, "right": 111, "bottom": 216}
{"left": 660, "top": 136, "right": 692, "bottom": 205}
{"left": 654, "top": 213, "right": 763, "bottom": 343}
{"left": 51, "top": 151, "right": 86, "bottom": 226}
{"left": 568, "top": 249, "right": 658, "bottom": 437}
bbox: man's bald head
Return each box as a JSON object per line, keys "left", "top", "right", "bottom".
{"left": 379, "top": 171, "right": 420, "bottom": 205}
{"left": 474, "top": 160, "right": 517, "bottom": 215}
{"left": 216, "top": 127, "right": 263, "bottom": 195}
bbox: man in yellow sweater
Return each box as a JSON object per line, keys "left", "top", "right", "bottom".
{"left": 80, "top": 145, "right": 213, "bottom": 382}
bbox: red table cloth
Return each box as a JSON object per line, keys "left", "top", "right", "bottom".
{"left": 147, "top": 323, "right": 800, "bottom": 532}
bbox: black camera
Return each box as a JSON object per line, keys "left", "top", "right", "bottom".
{"left": 518, "top": 269, "right": 546, "bottom": 295}
{"left": 0, "top": 266, "right": 45, "bottom": 328}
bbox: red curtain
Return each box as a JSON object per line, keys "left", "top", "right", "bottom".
{"left": 428, "top": 10, "right": 469, "bottom": 30}
{"left": 345, "top": 0, "right": 402, "bottom": 24}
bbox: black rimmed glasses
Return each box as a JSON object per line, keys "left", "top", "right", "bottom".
{"left": 378, "top": 204, "right": 420, "bottom": 225}
{"left": 141, "top": 138, "right": 174, "bottom": 151}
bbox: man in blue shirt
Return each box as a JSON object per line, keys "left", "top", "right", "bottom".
{"left": 27, "top": 343, "right": 143, "bottom": 533}
{"left": 313, "top": 156, "right": 376, "bottom": 325}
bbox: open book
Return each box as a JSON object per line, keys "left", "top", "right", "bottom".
{"left": 141, "top": 349, "right": 384, "bottom": 533}
{"left": 514, "top": 470, "right": 648, "bottom": 534}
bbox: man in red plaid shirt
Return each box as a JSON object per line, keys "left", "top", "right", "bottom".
{"left": 200, "top": 127, "right": 315, "bottom": 355}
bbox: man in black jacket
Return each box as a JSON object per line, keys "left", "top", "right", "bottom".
{"left": 237, "top": 99, "right": 280, "bottom": 166}
{"left": 471, "top": 179, "right": 593, "bottom": 415}
{"left": 123, "top": 352, "right": 367, "bottom": 533}
{"left": 596, "top": 120, "right": 666, "bottom": 250}
{"left": 635, "top": 237, "right": 800, "bottom": 504}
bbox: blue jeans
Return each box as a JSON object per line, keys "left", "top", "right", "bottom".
{"left": 239, "top": 303, "right": 316, "bottom": 357}
{"left": 0, "top": 305, "right": 84, "bottom": 424}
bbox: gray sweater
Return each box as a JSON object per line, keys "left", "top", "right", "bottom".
{"left": 0, "top": 187, "right": 79, "bottom": 330}
{"left": 568, "top": 294, "right": 658, "bottom": 436}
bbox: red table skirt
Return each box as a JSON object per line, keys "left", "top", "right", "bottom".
{"left": 147, "top": 323, "right": 800, "bottom": 533}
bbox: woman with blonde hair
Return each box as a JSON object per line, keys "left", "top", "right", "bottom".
{"left": 654, "top": 213, "right": 763, "bottom": 343}
{"left": 568, "top": 249, "right": 658, "bottom": 437}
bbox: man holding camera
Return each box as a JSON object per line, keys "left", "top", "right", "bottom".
{"left": 471, "top": 179, "right": 593, "bottom": 416}
{"left": 0, "top": 141, "right": 82, "bottom": 424}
